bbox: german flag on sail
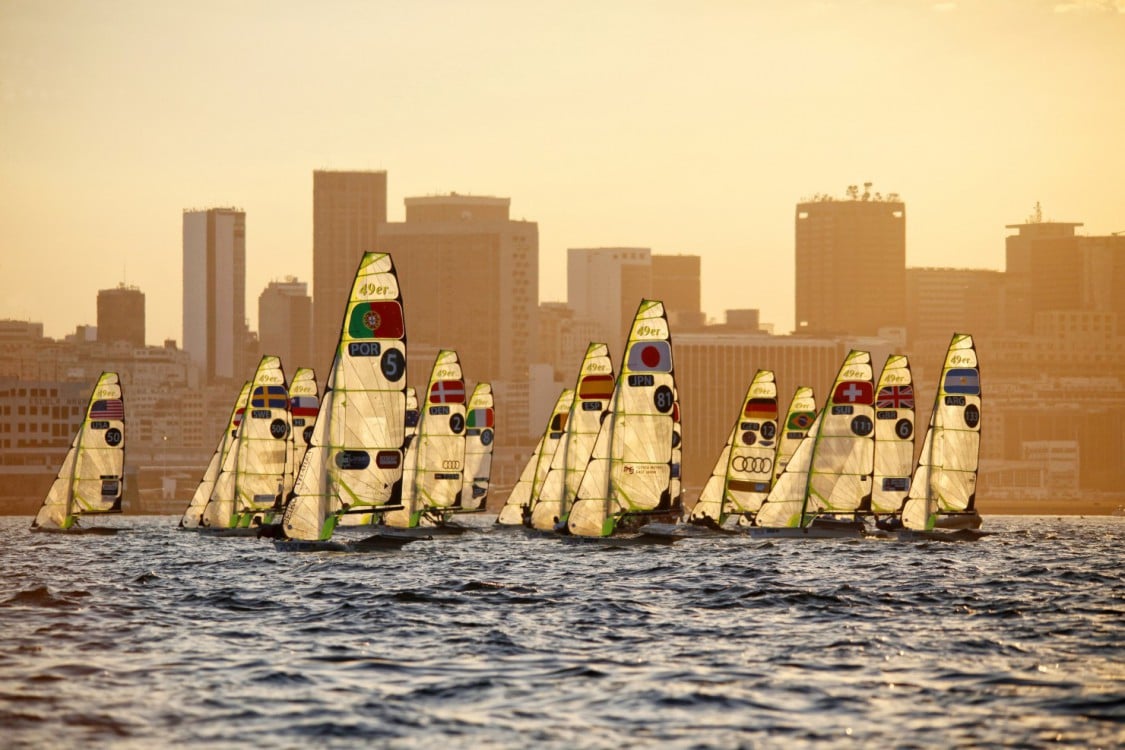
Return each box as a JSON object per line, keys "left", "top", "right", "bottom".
{"left": 578, "top": 374, "right": 615, "bottom": 399}
{"left": 347, "top": 300, "right": 404, "bottom": 340}
{"left": 743, "top": 398, "right": 777, "bottom": 420}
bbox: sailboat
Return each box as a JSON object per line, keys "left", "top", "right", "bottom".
{"left": 496, "top": 388, "right": 574, "bottom": 526}
{"left": 567, "top": 300, "right": 682, "bottom": 537}
{"left": 530, "top": 342, "right": 614, "bottom": 532}
{"left": 179, "top": 381, "right": 250, "bottom": 529}
{"left": 287, "top": 367, "right": 319, "bottom": 496}
{"left": 31, "top": 372, "right": 125, "bottom": 533}
{"left": 773, "top": 386, "right": 816, "bottom": 485}
{"left": 870, "top": 355, "right": 915, "bottom": 519}
{"left": 900, "top": 333, "right": 984, "bottom": 535}
{"left": 456, "top": 382, "right": 495, "bottom": 512}
{"left": 753, "top": 350, "right": 874, "bottom": 537}
{"left": 380, "top": 349, "right": 467, "bottom": 532}
{"left": 278, "top": 252, "right": 414, "bottom": 550}
{"left": 688, "top": 370, "right": 778, "bottom": 529}
{"left": 201, "top": 355, "right": 292, "bottom": 534}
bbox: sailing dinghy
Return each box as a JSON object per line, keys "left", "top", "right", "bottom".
{"left": 773, "top": 386, "right": 817, "bottom": 486}
{"left": 179, "top": 381, "right": 250, "bottom": 529}
{"left": 31, "top": 372, "right": 125, "bottom": 534}
{"left": 496, "top": 388, "right": 573, "bottom": 526}
{"left": 566, "top": 300, "right": 682, "bottom": 538}
{"left": 870, "top": 355, "right": 915, "bottom": 521}
{"left": 277, "top": 252, "right": 418, "bottom": 551}
{"left": 456, "top": 382, "right": 495, "bottom": 512}
{"left": 896, "top": 333, "right": 985, "bottom": 539}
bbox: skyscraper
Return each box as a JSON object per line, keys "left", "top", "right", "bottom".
{"left": 652, "top": 254, "right": 704, "bottom": 329}
{"left": 182, "top": 207, "right": 247, "bottom": 382}
{"left": 97, "top": 284, "right": 145, "bottom": 347}
{"left": 258, "top": 278, "right": 312, "bottom": 374}
{"left": 312, "top": 170, "right": 387, "bottom": 372}
{"left": 378, "top": 193, "right": 538, "bottom": 438}
{"left": 795, "top": 189, "right": 906, "bottom": 337}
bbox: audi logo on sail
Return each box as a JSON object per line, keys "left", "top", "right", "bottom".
{"left": 731, "top": 456, "right": 773, "bottom": 473}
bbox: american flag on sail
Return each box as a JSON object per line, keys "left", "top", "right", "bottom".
{"left": 876, "top": 385, "right": 914, "bottom": 410}
{"left": 89, "top": 399, "right": 124, "bottom": 420}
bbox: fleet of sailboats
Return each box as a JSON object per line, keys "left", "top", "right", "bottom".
{"left": 31, "top": 238, "right": 987, "bottom": 547}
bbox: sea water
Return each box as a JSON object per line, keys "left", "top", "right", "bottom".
{"left": 0, "top": 515, "right": 1121, "bottom": 748}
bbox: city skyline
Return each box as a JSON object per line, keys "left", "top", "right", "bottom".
{"left": 2, "top": 1, "right": 1123, "bottom": 344}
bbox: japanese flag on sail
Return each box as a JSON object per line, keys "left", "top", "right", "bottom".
{"left": 626, "top": 340, "right": 672, "bottom": 373}
{"left": 833, "top": 381, "right": 873, "bottom": 405}
{"left": 430, "top": 380, "right": 466, "bottom": 404}
{"left": 578, "top": 374, "right": 615, "bottom": 399}
{"left": 944, "top": 368, "right": 980, "bottom": 395}
{"left": 347, "top": 300, "right": 405, "bottom": 340}
{"left": 89, "top": 399, "right": 124, "bottom": 420}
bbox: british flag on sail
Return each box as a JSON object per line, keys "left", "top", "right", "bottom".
{"left": 876, "top": 385, "right": 914, "bottom": 410}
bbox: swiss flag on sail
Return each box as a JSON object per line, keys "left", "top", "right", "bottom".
{"left": 833, "top": 381, "right": 873, "bottom": 405}
{"left": 429, "top": 380, "right": 466, "bottom": 404}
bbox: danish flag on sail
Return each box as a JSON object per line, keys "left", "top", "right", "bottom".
{"left": 430, "top": 380, "right": 466, "bottom": 404}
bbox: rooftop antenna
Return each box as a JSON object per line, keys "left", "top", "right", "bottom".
{"left": 1028, "top": 201, "right": 1043, "bottom": 223}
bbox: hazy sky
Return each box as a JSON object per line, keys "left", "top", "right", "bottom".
{"left": 2, "top": 0, "right": 1123, "bottom": 344}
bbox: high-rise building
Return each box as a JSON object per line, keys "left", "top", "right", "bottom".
{"left": 182, "top": 207, "right": 247, "bottom": 382}
{"left": 312, "top": 170, "right": 387, "bottom": 372}
{"left": 905, "top": 268, "right": 1005, "bottom": 345}
{"left": 97, "top": 284, "right": 145, "bottom": 347}
{"left": 652, "top": 254, "right": 704, "bottom": 329}
{"left": 795, "top": 189, "right": 906, "bottom": 337}
{"left": 378, "top": 193, "right": 539, "bottom": 439}
{"left": 258, "top": 278, "right": 312, "bottom": 374}
{"left": 568, "top": 247, "right": 653, "bottom": 360}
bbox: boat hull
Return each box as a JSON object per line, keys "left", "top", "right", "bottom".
{"left": 749, "top": 517, "right": 867, "bottom": 539}
{"left": 31, "top": 526, "right": 118, "bottom": 535}
{"left": 933, "top": 511, "right": 983, "bottom": 530}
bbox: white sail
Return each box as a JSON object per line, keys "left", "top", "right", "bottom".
{"left": 287, "top": 367, "right": 319, "bottom": 496}
{"left": 458, "top": 382, "right": 495, "bottom": 511}
{"left": 773, "top": 386, "right": 816, "bottom": 485}
{"left": 282, "top": 253, "right": 408, "bottom": 541}
{"left": 180, "top": 381, "right": 250, "bottom": 528}
{"left": 531, "top": 342, "right": 614, "bottom": 531}
{"left": 690, "top": 370, "right": 778, "bottom": 526}
{"left": 568, "top": 300, "right": 677, "bottom": 537}
{"left": 902, "top": 333, "right": 981, "bottom": 530}
{"left": 805, "top": 350, "right": 875, "bottom": 517}
{"left": 32, "top": 372, "right": 125, "bottom": 530}
{"left": 754, "top": 411, "right": 824, "bottom": 528}
{"left": 497, "top": 388, "right": 573, "bottom": 526}
{"left": 202, "top": 356, "right": 291, "bottom": 528}
{"left": 871, "top": 355, "right": 915, "bottom": 514}
{"left": 383, "top": 350, "right": 466, "bottom": 528}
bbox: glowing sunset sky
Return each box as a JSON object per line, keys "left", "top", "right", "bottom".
{"left": 2, "top": 0, "right": 1122, "bottom": 344}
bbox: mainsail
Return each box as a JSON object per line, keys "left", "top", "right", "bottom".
{"left": 531, "top": 342, "right": 614, "bottom": 531}
{"left": 458, "top": 382, "right": 495, "bottom": 511}
{"left": 773, "top": 386, "right": 816, "bottom": 485}
{"left": 902, "top": 333, "right": 981, "bottom": 530}
{"left": 497, "top": 388, "right": 573, "bottom": 526}
{"left": 287, "top": 367, "right": 319, "bottom": 496}
{"left": 568, "top": 300, "right": 678, "bottom": 537}
{"left": 202, "top": 356, "right": 291, "bottom": 529}
{"left": 32, "top": 372, "right": 125, "bottom": 530}
{"left": 281, "top": 252, "right": 408, "bottom": 542}
{"left": 690, "top": 370, "right": 778, "bottom": 527}
{"left": 804, "top": 350, "right": 876, "bottom": 519}
{"left": 382, "top": 349, "right": 466, "bottom": 528}
{"left": 180, "top": 381, "right": 250, "bottom": 528}
{"left": 871, "top": 355, "right": 915, "bottom": 514}
{"left": 754, "top": 411, "right": 824, "bottom": 528}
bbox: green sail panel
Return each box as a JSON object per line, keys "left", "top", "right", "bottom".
{"left": 531, "top": 342, "right": 614, "bottom": 531}
{"left": 871, "top": 354, "right": 915, "bottom": 514}
{"left": 568, "top": 301, "right": 677, "bottom": 537}
{"left": 498, "top": 388, "right": 573, "bottom": 526}
{"left": 458, "top": 382, "right": 495, "bottom": 511}
{"left": 282, "top": 253, "right": 408, "bottom": 542}
{"left": 180, "top": 381, "right": 250, "bottom": 528}
{"left": 32, "top": 372, "right": 125, "bottom": 530}
{"left": 804, "top": 350, "right": 875, "bottom": 517}
{"left": 902, "top": 333, "right": 981, "bottom": 530}
{"left": 773, "top": 386, "right": 816, "bottom": 486}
